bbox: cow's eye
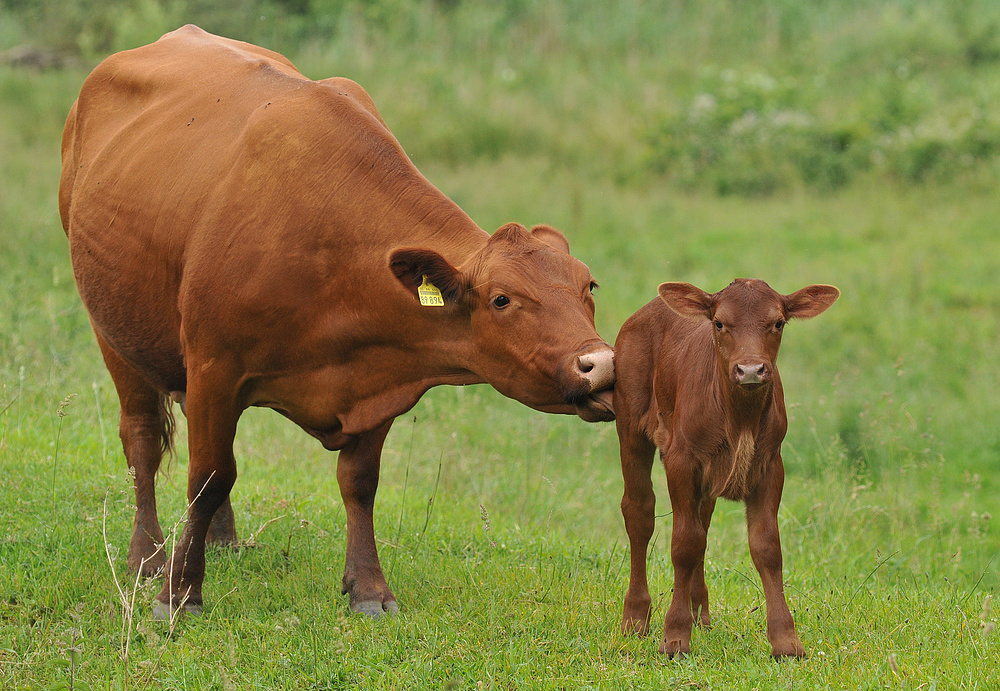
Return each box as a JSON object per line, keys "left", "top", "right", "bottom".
{"left": 714, "top": 320, "right": 724, "bottom": 331}
{"left": 775, "top": 319, "right": 785, "bottom": 331}
{"left": 492, "top": 295, "right": 511, "bottom": 309}
{"left": 589, "top": 281, "right": 599, "bottom": 293}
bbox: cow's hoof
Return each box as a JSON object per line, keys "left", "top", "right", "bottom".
{"left": 351, "top": 599, "right": 398, "bottom": 619}
{"left": 151, "top": 599, "right": 203, "bottom": 621}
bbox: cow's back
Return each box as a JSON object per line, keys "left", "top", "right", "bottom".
{"left": 60, "top": 25, "right": 481, "bottom": 390}
{"left": 61, "top": 25, "right": 300, "bottom": 229}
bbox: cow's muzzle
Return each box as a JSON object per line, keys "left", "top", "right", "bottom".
{"left": 568, "top": 346, "right": 616, "bottom": 421}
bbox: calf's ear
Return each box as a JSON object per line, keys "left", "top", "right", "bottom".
{"left": 530, "top": 225, "right": 571, "bottom": 254}
{"left": 784, "top": 284, "right": 840, "bottom": 319}
{"left": 658, "top": 282, "right": 714, "bottom": 319}
{"left": 389, "top": 248, "right": 466, "bottom": 304}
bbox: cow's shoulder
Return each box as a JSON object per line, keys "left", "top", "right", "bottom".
{"left": 315, "top": 77, "right": 387, "bottom": 128}
{"left": 157, "top": 24, "right": 303, "bottom": 78}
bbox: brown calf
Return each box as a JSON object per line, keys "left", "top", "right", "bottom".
{"left": 613, "top": 278, "right": 839, "bottom": 658}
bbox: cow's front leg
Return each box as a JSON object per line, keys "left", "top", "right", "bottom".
{"left": 746, "top": 456, "right": 804, "bottom": 659}
{"left": 338, "top": 421, "right": 397, "bottom": 618}
{"left": 660, "top": 454, "right": 706, "bottom": 658}
{"left": 153, "top": 370, "right": 239, "bottom": 620}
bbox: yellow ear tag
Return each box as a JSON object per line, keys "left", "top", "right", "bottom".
{"left": 418, "top": 275, "right": 445, "bottom": 306}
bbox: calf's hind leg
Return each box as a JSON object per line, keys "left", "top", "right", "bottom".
{"left": 619, "top": 432, "right": 657, "bottom": 635}
{"left": 690, "top": 497, "right": 716, "bottom": 628}
{"left": 96, "top": 334, "right": 168, "bottom": 577}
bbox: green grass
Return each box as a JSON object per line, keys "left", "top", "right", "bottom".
{"left": 2, "top": 1, "right": 999, "bottom": 689}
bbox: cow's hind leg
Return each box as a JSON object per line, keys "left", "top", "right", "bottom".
{"left": 206, "top": 495, "right": 238, "bottom": 547}
{"left": 96, "top": 334, "right": 169, "bottom": 577}
{"left": 338, "top": 421, "right": 397, "bottom": 618}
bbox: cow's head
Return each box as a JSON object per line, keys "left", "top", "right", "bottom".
{"left": 658, "top": 278, "right": 839, "bottom": 390}
{"left": 390, "top": 222, "right": 615, "bottom": 421}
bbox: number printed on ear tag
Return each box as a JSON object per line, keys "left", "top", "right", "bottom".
{"left": 418, "top": 275, "right": 445, "bottom": 306}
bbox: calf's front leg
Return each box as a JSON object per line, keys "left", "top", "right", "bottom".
{"left": 660, "top": 456, "right": 706, "bottom": 657}
{"left": 338, "top": 421, "right": 397, "bottom": 618}
{"left": 745, "top": 460, "right": 804, "bottom": 659}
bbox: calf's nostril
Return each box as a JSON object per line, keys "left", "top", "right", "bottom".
{"left": 578, "top": 358, "right": 595, "bottom": 373}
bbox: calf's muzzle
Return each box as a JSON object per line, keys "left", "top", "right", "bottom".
{"left": 733, "top": 361, "right": 769, "bottom": 387}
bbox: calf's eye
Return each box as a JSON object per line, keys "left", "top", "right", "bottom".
{"left": 775, "top": 319, "right": 785, "bottom": 331}
{"left": 492, "top": 295, "right": 511, "bottom": 309}
{"left": 714, "top": 320, "right": 724, "bottom": 331}
{"left": 589, "top": 281, "right": 599, "bottom": 293}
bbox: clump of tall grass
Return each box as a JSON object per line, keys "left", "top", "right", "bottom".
{"left": 642, "top": 64, "right": 1000, "bottom": 195}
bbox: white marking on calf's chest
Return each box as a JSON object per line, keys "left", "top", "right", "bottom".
{"left": 718, "top": 429, "right": 755, "bottom": 498}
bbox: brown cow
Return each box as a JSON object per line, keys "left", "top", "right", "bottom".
{"left": 613, "top": 278, "right": 839, "bottom": 658}
{"left": 59, "top": 25, "right": 615, "bottom": 620}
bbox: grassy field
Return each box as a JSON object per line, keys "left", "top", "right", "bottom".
{"left": 2, "top": 1, "right": 999, "bottom": 689}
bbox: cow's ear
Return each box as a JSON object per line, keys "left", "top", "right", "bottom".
{"left": 389, "top": 248, "right": 466, "bottom": 305}
{"left": 784, "top": 284, "right": 840, "bottom": 319}
{"left": 658, "top": 282, "right": 713, "bottom": 319}
{"left": 530, "top": 225, "right": 571, "bottom": 254}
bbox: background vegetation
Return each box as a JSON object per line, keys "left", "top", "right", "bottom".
{"left": 1, "top": 0, "right": 998, "bottom": 688}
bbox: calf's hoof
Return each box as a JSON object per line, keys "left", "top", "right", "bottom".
{"left": 621, "top": 615, "right": 651, "bottom": 636}
{"left": 771, "top": 638, "right": 806, "bottom": 659}
{"left": 351, "top": 599, "right": 399, "bottom": 619}
{"left": 659, "top": 635, "right": 691, "bottom": 659}
{"left": 151, "top": 598, "right": 203, "bottom": 621}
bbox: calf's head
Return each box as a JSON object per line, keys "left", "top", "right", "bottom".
{"left": 390, "top": 222, "right": 615, "bottom": 421}
{"left": 658, "top": 278, "right": 839, "bottom": 389}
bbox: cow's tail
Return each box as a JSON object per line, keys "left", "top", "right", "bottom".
{"left": 157, "top": 393, "right": 177, "bottom": 464}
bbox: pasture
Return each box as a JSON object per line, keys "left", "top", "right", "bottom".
{"left": 1, "top": 1, "right": 998, "bottom": 688}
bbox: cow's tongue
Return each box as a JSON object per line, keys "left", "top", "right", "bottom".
{"left": 589, "top": 388, "right": 614, "bottom": 414}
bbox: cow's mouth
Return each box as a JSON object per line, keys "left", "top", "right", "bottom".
{"left": 575, "top": 387, "right": 615, "bottom": 422}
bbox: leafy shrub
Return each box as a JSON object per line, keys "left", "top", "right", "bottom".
{"left": 643, "top": 61, "right": 1000, "bottom": 195}
{"left": 643, "top": 68, "right": 871, "bottom": 195}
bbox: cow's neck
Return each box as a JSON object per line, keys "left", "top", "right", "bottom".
{"left": 380, "top": 179, "right": 491, "bottom": 266}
